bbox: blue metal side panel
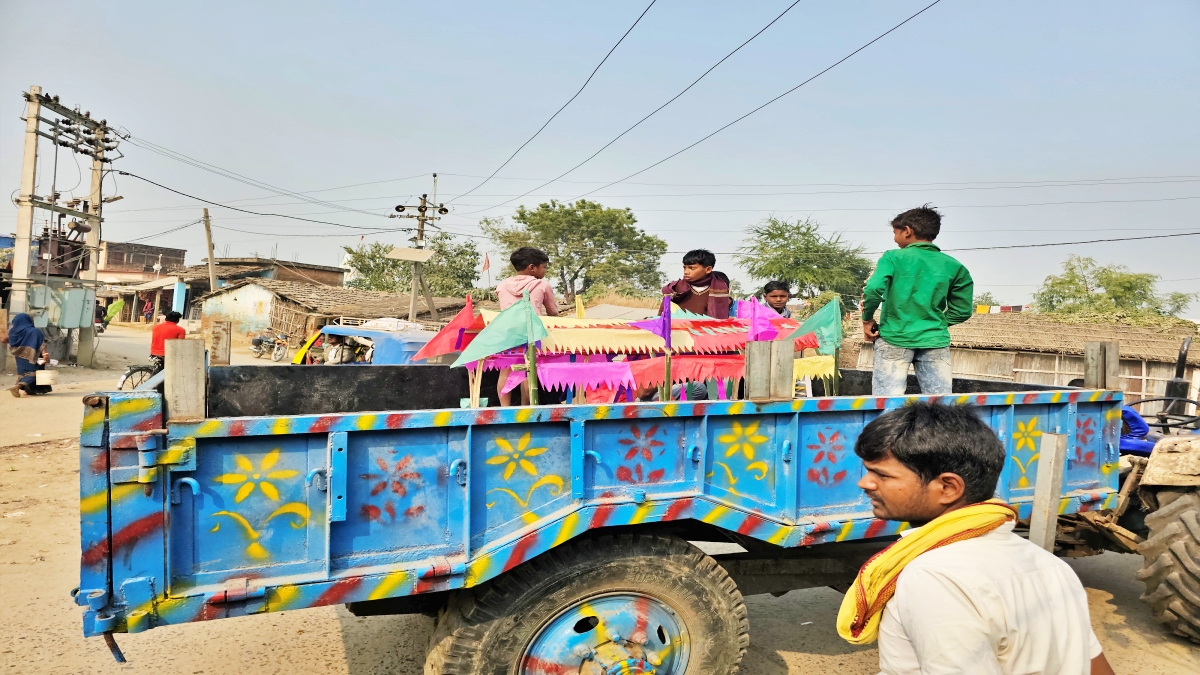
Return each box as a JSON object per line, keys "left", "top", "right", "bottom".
{"left": 82, "top": 389, "right": 1124, "bottom": 635}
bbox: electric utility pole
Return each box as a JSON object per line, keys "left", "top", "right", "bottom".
{"left": 11, "top": 86, "right": 121, "bottom": 367}
{"left": 393, "top": 174, "right": 447, "bottom": 322}
{"left": 203, "top": 208, "right": 218, "bottom": 292}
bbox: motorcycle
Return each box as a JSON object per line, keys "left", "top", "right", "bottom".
{"left": 250, "top": 333, "right": 290, "bottom": 362}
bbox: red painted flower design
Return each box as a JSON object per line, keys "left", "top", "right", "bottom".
{"left": 360, "top": 453, "right": 423, "bottom": 523}
{"left": 616, "top": 424, "right": 667, "bottom": 484}
{"left": 806, "top": 429, "right": 848, "bottom": 486}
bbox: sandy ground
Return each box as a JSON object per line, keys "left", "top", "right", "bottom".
{"left": 0, "top": 325, "right": 273, "bottom": 448}
{"left": 0, "top": 436, "right": 1196, "bottom": 673}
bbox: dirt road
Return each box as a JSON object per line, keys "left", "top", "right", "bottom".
{"left": 1, "top": 439, "right": 1196, "bottom": 674}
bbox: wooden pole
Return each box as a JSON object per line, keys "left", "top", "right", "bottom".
{"left": 1028, "top": 433, "right": 1067, "bottom": 552}
{"left": 525, "top": 297, "right": 539, "bottom": 406}
{"left": 164, "top": 338, "right": 206, "bottom": 422}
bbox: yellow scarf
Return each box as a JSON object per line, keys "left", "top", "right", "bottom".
{"left": 836, "top": 498, "right": 1018, "bottom": 644}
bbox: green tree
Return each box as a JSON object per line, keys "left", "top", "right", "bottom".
{"left": 735, "top": 217, "right": 872, "bottom": 308}
{"left": 342, "top": 232, "right": 480, "bottom": 297}
{"left": 1033, "top": 255, "right": 1195, "bottom": 317}
{"left": 481, "top": 200, "right": 667, "bottom": 300}
{"left": 974, "top": 291, "right": 1001, "bottom": 306}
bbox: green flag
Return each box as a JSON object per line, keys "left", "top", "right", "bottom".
{"left": 788, "top": 296, "right": 843, "bottom": 355}
{"left": 451, "top": 295, "right": 548, "bottom": 368}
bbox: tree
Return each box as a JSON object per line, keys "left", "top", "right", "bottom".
{"left": 481, "top": 200, "right": 667, "bottom": 300}
{"left": 974, "top": 291, "right": 1000, "bottom": 306}
{"left": 342, "top": 232, "right": 480, "bottom": 297}
{"left": 1033, "top": 255, "right": 1195, "bottom": 317}
{"left": 735, "top": 217, "right": 872, "bottom": 308}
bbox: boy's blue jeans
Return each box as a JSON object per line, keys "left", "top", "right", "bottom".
{"left": 872, "top": 338, "right": 952, "bottom": 397}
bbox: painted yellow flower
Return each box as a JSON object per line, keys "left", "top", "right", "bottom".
{"left": 1013, "top": 418, "right": 1042, "bottom": 452}
{"left": 718, "top": 421, "right": 768, "bottom": 460}
{"left": 486, "top": 432, "right": 547, "bottom": 480}
{"left": 213, "top": 448, "right": 299, "bottom": 503}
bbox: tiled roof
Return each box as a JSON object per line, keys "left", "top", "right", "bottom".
{"left": 201, "top": 279, "right": 466, "bottom": 319}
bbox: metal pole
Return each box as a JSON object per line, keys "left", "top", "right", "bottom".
{"left": 203, "top": 208, "right": 218, "bottom": 292}
{"left": 10, "top": 86, "right": 42, "bottom": 314}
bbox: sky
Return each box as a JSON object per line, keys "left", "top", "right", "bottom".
{"left": 2, "top": 1, "right": 1198, "bottom": 317}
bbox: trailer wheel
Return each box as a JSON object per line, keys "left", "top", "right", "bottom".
{"left": 1136, "top": 490, "right": 1200, "bottom": 643}
{"left": 424, "top": 532, "right": 749, "bottom": 675}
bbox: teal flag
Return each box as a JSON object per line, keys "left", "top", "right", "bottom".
{"left": 787, "top": 296, "right": 843, "bottom": 355}
{"left": 451, "top": 296, "right": 548, "bottom": 368}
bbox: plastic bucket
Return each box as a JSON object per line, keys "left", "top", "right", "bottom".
{"left": 36, "top": 370, "right": 57, "bottom": 386}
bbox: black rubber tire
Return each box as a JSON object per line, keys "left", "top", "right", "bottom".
{"left": 118, "top": 367, "right": 155, "bottom": 391}
{"left": 271, "top": 343, "right": 288, "bottom": 362}
{"left": 1136, "top": 490, "right": 1200, "bottom": 643}
{"left": 424, "top": 532, "right": 750, "bottom": 675}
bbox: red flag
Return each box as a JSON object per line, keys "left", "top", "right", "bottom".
{"left": 481, "top": 253, "right": 490, "bottom": 272}
{"left": 412, "top": 296, "right": 479, "bottom": 362}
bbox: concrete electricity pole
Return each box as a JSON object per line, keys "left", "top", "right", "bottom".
{"left": 394, "top": 174, "right": 447, "bottom": 322}
{"left": 75, "top": 121, "right": 107, "bottom": 366}
{"left": 203, "top": 208, "right": 218, "bottom": 292}
{"left": 10, "top": 86, "right": 42, "bottom": 315}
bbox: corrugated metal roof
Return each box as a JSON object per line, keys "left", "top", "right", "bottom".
{"left": 200, "top": 279, "right": 466, "bottom": 319}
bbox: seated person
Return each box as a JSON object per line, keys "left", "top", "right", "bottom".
{"left": 762, "top": 281, "right": 792, "bottom": 318}
{"left": 663, "top": 249, "right": 731, "bottom": 319}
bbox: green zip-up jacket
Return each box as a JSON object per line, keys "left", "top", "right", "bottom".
{"left": 861, "top": 242, "right": 974, "bottom": 349}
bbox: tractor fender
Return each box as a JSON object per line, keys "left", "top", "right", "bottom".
{"left": 1142, "top": 436, "right": 1200, "bottom": 487}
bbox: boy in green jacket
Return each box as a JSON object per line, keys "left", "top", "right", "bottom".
{"left": 862, "top": 205, "right": 974, "bottom": 396}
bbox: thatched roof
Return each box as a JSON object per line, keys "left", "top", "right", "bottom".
{"left": 936, "top": 313, "right": 1197, "bottom": 365}
{"left": 200, "top": 279, "right": 466, "bottom": 320}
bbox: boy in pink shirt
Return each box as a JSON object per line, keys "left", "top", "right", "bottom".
{"left": 496, "top": 247, "right": 560, "bottom": 316}
{"left": 495, "top": 247, "right": 559, "bottom": 405}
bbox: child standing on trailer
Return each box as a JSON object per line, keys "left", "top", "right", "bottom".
{"left": 662, "top": 249, "right": 731, "bottom": 319}
{"left": 495, "top": 247, "right": 560, "bottom": 405}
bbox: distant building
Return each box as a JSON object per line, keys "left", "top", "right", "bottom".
{"left": 849, "top": 312, "right": 1200, "bottom": 413}
{"left": 171, "top": 257, "right": 347, "bottom": 291}
{"left": 97, "top": 242, "right": 187, "bottom": 285}
{"left": 198, "top": 279, "right": 465, "bottom": 343}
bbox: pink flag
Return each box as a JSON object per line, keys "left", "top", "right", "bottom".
{"left": 630, "top": 295, "right": 673, "bottom": 350}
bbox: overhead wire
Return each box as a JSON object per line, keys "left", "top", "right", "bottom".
{"left": 457, "top": 0, "right": 808, "bottom": 215}
{"left": 451, "top": 0, "right": 658, "bottom": 203}
{"left": 116, "top": 171, "right": 414, "bottom": 233}
{"left": 571, "top": 0, "right": 946, "bottom": 203}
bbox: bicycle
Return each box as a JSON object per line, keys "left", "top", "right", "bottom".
{"left": 118, "top": 355, "right": 164, "bottom": 391}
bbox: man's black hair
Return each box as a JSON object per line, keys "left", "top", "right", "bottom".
{"left": 890, "top": 204, "right": 942, "bottom": 241}
{"left": 165, "top": 311, "right": 182, "bottom": 323}
{"left": 510, "top": 246, "right": 549, "bottom": 271}
{"left": 682, "top": 249, "right": 716, "bottom": 268}
{"left": 854, "top": 401, "right": 1005, "bottom": 504}
{"left": 763, "top": 280, "right": 791, "bottom": 295}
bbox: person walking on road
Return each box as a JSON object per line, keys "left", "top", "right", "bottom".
{"left": 838, "top": 401, "right": 1114, "bottom": 675}
{"left": 861, "top": 205, "right": 973, "bottom": 396}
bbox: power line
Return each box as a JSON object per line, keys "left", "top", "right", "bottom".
{"left": 458, "top": 0, "right": 808, "bottom": 215}
{"left": 450, "top": 0, "right": 658, "bottom": 203}
{"left": 571, "top": 0, "right": 946, "bottom": 203}
{"left": 942, "top": 230, "right": 1200, "bottom": 252}
{"left": 435, "top": 172, "right": 1200, "bottom": 188}
{"left": 120, "top": 135, "right": 395, "bottom": 219}
{"left": 210, "top": 224, "right": 402, "bottom": 239}
{"left": 116, "top": 171, "right": 413, "bottom": 232}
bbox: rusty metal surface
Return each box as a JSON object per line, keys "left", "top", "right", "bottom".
{"left": 1142, "top": 436, "right": 1200, "bottom": 487}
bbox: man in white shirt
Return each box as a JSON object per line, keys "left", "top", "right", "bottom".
{"left": 848, "top": 401, "right": 1115, "bottom": 675}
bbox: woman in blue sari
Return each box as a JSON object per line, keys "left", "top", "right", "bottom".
{"left": 8, "top": 313, "right": 51, "bottom": 397}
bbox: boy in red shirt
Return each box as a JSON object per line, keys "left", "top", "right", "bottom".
{"left": 150, "top": 311, "right": 187, "bottom": 368}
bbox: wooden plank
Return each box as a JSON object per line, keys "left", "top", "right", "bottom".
{"left": 1103, "top": 340, "right": 1121, "bottom": 390}
{"left": 745, "top": 341, "right": 772, "bottom": 401}
{"left": 210, "top": 321, "right": 232, "bottom": 366}
{"left": 769, "top": 340, "right": 794, "bottom": 400}
{"left": 1084, "top": 342, "right": 1105, "bottom": 389}
{"left": 165, "top": 338, "right": 206, "bottom": 422}
{"left": 1028, "top": 432, "right": 1067, "bottom": 552}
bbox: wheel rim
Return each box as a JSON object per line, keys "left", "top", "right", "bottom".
{"left": 521, "top": 592, "right": 690, "bottom": 675}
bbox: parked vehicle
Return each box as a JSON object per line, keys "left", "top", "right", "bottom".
{"left": 249, "top": 333, "right": 289, "bottom": 362}
{"left": 292, "top": 324, "right": 435, "bottom": 365}
{"left": 75, "top": 354, "right": 1200, "bottom": 672}
{"left": 116, "top": 355, "right": 163, "bottom": 390}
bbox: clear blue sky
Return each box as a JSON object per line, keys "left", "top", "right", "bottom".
{"left": 2, "top": 1, "right": 1198, "bottom": 316}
